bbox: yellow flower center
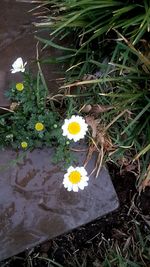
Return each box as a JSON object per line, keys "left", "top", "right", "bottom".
{"left": 68, "top": 122, "right": 81, "bottom": 135}
{"left": 35, "top": 122, "right": 44, "bottom": 131}
{"left": 69, "top": 171, "right": 81, "bottom": 184}
{"left": 21, "top": 141, "right": 28, "bottom": 149}
{"left": 16, "top": 83, "right": 24, "bottom": 91}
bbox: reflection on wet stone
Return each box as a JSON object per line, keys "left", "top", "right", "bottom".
{"left": 0, "top": 0, "right": 64, "bottom": 108}
{"left": 0, "top": 147, "right": 119, "bottom": 260}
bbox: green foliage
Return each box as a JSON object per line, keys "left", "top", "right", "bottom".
{"left": 36, "top": 0, "right": 150, "bottom": 46}
{"left": 62, "top": 40, "right": 150, "bottom": 184}
{"left": 35, "top": 0, "right": 150, "bottom": 183}
{"left": 101, "top": 223, "right": 150, "bottom": 267}
{"left": 0, "top": 72, "right": 72, "bottom": 164}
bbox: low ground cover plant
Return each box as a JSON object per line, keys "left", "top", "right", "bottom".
{"left": 0, "top": 58, "right": 73, "bottom": 165}
{"left": 0, "top": 58, "right": 92, "bottom": 192}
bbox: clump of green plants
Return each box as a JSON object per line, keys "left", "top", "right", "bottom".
{"left": 34, "top": 0, "right": 150, "bottom": 186}
{"left": 61, "top": 39, "right": 150, "bottom": 185}
{"left": 100, "top": 223, "right": 150, "bottom": 267}
{"left": 0, "top": 61, "right": 72, "bottom": 164}
{"left": 35, "top": 0, "right": 150, "bottom": 54}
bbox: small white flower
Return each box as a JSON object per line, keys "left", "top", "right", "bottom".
{"left": 62, "top": 115, "right": 88, "bottom": 142}
{"left": 11, "top": 57, "right": 27, "bottom": 73}
{"left": 63, "top": 166, "right": 89, "bottom": 192}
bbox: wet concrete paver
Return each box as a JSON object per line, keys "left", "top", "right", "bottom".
{"left": 0, "top": 0, "right": 36, "bottom": 107}
{"left": 0, "top": 147, "right": 119, "bottom": 261}
{"left": 0, "top": 0, "right": 63, "bottom": 108}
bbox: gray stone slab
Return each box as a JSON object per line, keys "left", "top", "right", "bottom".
{"left": 0, "top": 147, "right": 119, "bottom": 261}
{"left": 0, "top": 0, "right": 64, "bottom": 108}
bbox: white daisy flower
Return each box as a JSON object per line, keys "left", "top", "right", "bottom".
{"left": 63, "top": 166, "right": 89, "bottom": 192}
{"left": 62, "top": 115, "right": 88, "bottom": 142}
{"left": 11, "top": 57, "right": 27, "bottom": 73}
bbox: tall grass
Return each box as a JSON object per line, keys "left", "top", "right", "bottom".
{"left": 35, "top": 0, "right": 150, "bottom": 185}
{"left": 35, "top": 0, "right": 150, "bottom": 46}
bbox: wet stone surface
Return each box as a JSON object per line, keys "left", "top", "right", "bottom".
{"left": 0, "top": 147, "right": 119, "bottom": 261}
{"left": 0, "top": 0, "right": 64, "bottom": 108}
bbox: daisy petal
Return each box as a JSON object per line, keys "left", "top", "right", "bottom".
{"left": 63, "top": 166, "right": 89, "bottom": 192}
{"left": 72, "top": 184, "right": 79, "bottom": 192}
{"left": 11, "top": 57, "right": 27, "bottom": 73}
{"left": 61, "top": 115, "right": 88, "bottom": 142}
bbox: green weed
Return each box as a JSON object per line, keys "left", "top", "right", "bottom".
{"left": 0, "top": 72, "right": 72, "bottom": 165}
